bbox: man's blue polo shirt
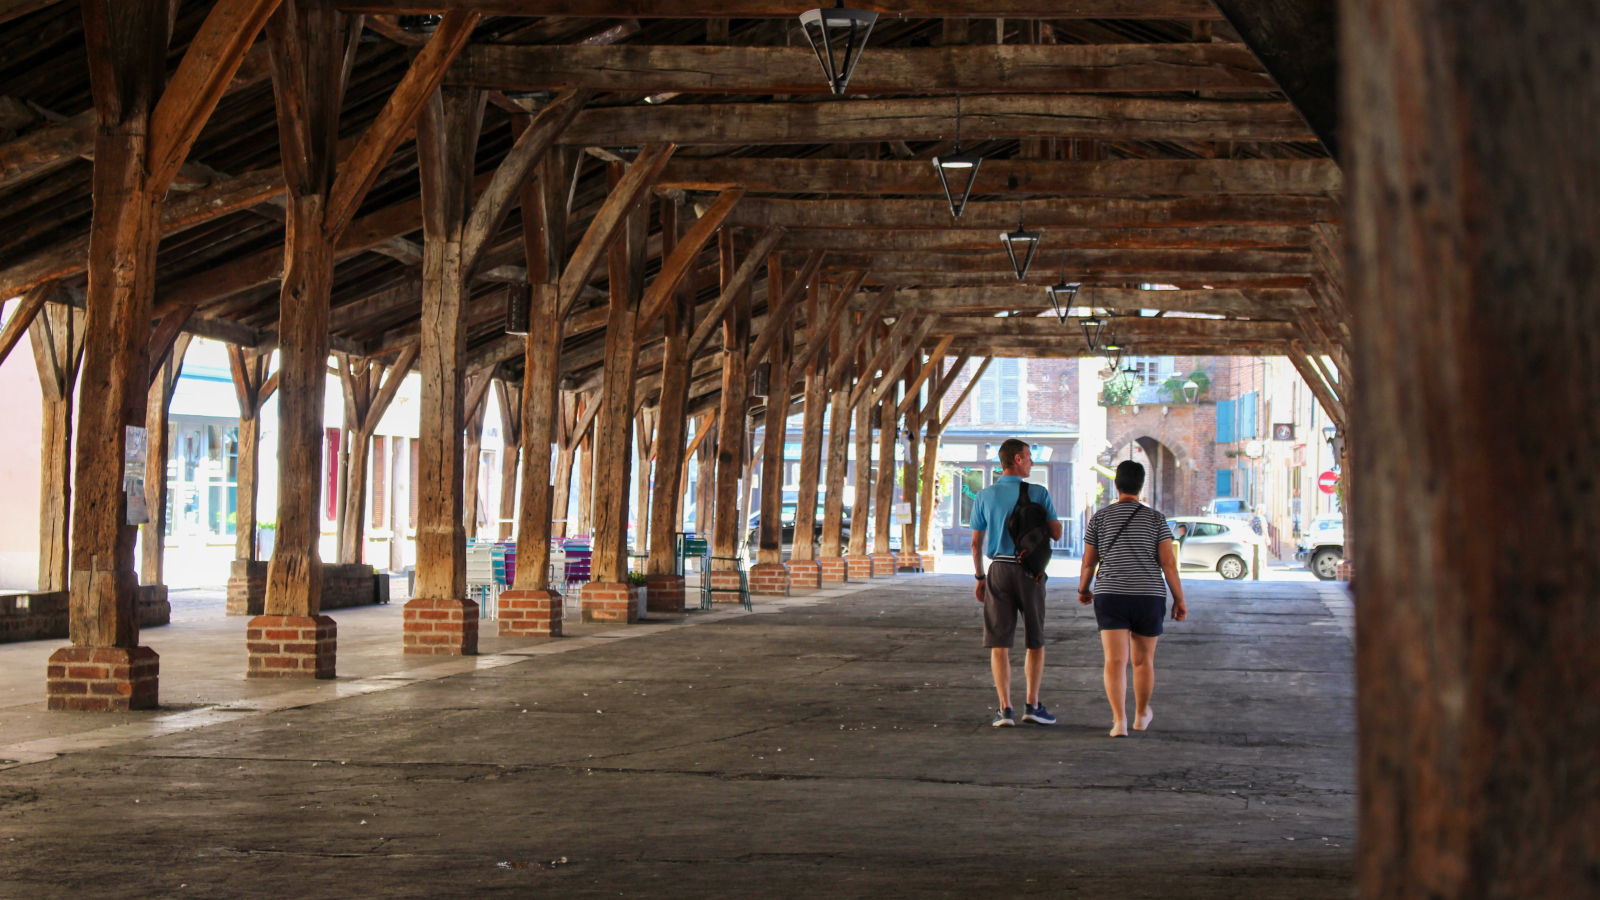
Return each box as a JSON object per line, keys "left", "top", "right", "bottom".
{"left": 970, "top": 475, "right": 1057, "bottom": 559}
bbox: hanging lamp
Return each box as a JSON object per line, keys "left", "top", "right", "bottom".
{"left": 1047, "top": 254, "right": 1080, "bottom": 325}
{"left": 932, "top": 96, "right": 983, "bottom": 218}
{"left": 999, "top": 200, "right": 1041, "bottom": 280}
{"left": 799, "top": 1, "right": 878, "bottom": 96}
{"left": 1182, "top": 379, "right": 1200, "bottom": 403}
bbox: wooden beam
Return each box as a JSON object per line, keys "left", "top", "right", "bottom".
{"left": 727, "top": 196, "right": 1339, "bottom": 230}
{"left": 823, "top": 249, "right": 1313, "bottom": 276}
{"left": 897, "top": 335, "right": 955, "bottom": 419}
{"left": 451, "top": 42, "right": 1273, "bottom": 95}
{"left": 867, "top": 317, "right": 939, "bottom": 410}
{"left": 784, "top": 264, "right": 859, "bottom": 377}
{"left": 636, "top": 188, "right": 744, "bottom": 332}
{"left": 940, "top": 357, "right": 992, "bottom": 431}
{"left": 340, "top": 1, "right": 1219, "bottom": 18}
{"left": 742, "top": 250, "right": 823, "bottom": 369}
{"left": 557, "top": 142, "right": 676, "bottom": 317}
{"left": 875, "top": 286, "right": 1315, "bottom": 317}
{"left": 825, "top": 282, "right": 895, "bottom": 389}
{"left": 920, "top": 350, "right": 971, "bottom": 421}
{"left": 1211, "top": 0, "right": 1339, "bottom": 160}
{"left": 146, "top": 0, "right": 282, "bottom": 192}
{"left": 780, "top": 226, "right": 1315, "bottom": 252}
{"left": 684, "top": 226, "right": 785, "bottom": 358}
{"left": 658, "top": 157, "right": 1342, "bottom": 197}
{"left": 0, "top": 280, "right": 53, "bottom": 370}
{"left": 938, "top": 316, "right": 1297, "bottom": 341}
{"left": 30, "top": 303, "right": 81, "bottom": 593}
{"left": 325, "top": 9, "right": 480, "bottom": 238}
{"left": 849, "top": 313, "right": 920, "bottom": 409}
{"left": 561, "top": 94, "right": 1317, "bottom": 146}
{"left": 460, "top": 87, "right": 591, "bottom": 277}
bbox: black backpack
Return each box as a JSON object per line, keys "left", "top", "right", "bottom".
{"left": 1005, "top": 481, "right": 1054, "bottom": 578}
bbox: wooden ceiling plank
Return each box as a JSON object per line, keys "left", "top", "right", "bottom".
{"left": 337, "top": 0, "right": 1219, "bottom": 17}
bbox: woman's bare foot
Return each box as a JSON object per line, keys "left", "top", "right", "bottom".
{"left": 1109, "top": 720, "right": 1129, "bottom": 737}
{"left": 1134, "top": 707, "right": 1154, "bottom": 731}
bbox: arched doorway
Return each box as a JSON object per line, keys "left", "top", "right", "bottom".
{"left": 1130, "top": 437, "right": 1182, "bottom": 516}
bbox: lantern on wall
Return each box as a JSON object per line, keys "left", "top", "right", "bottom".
{"left": 799, "top": 1, "right": 878, "bottom": 96}
{"left": 1182, "top": 378, "right": 1200, "bottom": 403}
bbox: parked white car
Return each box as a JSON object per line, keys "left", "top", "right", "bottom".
{"left": 1201, "top": 497, "right": 1254, "bottom": 521}
{"left": 1166, "top": 516, "right": 1267, "bottom": 580}
{"left": 1295, "top": 516, "right": 1346, "bottom": 580}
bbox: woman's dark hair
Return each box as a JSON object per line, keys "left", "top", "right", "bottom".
{"left": 1114, "top": 460, "right": 1146, "bottom": 495}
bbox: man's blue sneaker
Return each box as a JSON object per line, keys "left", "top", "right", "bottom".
{"left": 992, "top": 707, "right": 1015, "bottom": 727}
{"left": 1023, "top": 703, "right": 1056, "bottom": 725}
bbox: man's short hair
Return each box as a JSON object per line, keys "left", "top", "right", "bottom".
{"left": 998, "top": 439, "right": 1029, "bottom": 469}
{"left": 1115, "top": 460, "right": 1146, "bottom": 495}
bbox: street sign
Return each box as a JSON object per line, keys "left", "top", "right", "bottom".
{"left": 1318, "top": 470, "right": 1341, "bottom": 494}
{"left": 1273, "top": 423, "right": 1295, "bottom": 441}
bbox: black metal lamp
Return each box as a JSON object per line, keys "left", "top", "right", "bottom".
{"left": 999, "top": 201, "right": 1041, "bottom": 280}
{"left": 1103, "top": 341, "right": 1125, "bottom": 370}
{"left": 932, "top": 96, "right": 982, "bottom": 217}
{"left": 1047, "top": 254, "right": 1080, "bottom": 325}
{"left": 799, "top": 1, "right": 878, "bottom": 96}
{"left": 1079, "top": 313, "right": 1103, "bottom": 351}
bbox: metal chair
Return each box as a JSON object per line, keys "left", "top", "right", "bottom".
{"left": 701, "top": 555, "right": 750, "bottom": 611}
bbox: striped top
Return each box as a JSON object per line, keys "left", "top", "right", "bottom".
{"left": 1084, "top": 502, "right": 1172, "bottom": 597}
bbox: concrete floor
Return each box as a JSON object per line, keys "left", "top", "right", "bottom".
{"left": 0, "top": 575, "right": 1355, "bottom": 899}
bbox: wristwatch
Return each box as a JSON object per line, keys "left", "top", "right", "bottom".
{"left": 974, "top": 573, "right": 986, "bottom": 581}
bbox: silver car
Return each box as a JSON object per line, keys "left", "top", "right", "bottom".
{"left": 1166, "top": 516, "right": 1266, "bottom": 580}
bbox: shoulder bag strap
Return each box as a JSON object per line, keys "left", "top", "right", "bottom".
{"left": 1100, "top": 502, "right": 1143, "bottom": 557}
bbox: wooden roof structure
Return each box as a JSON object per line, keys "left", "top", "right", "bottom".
{"left": 0, "top": 0, "right": 1348, "bottom": 417}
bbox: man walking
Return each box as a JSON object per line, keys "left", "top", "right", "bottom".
{"left": 971, "top": 439, "right": 1062, "bottom": 727}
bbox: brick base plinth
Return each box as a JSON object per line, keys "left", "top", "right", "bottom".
{"left": 246, "top": 615, "right": 337, "bottom": 679}
{"left": 818, "top": 556, "right": 848, "bottom": 583}
{"left": 871, "top": 554, "right": 898, "bottom": 577}
{"left": 846, "top": 555, "right": 873, "bottom": 579}
{"left": 227, "top": 560, "right": 267, "bottom": 616}
{"left": 497, "top": 589, "right": 563, "bottom": 637}
{"left": 580, "top": 582, "right": 640, "bottom": 623}
{"left": 787, "top": 559, "right": 821, "bottom": 589}
{"left": 920, "top": 552, "right": 938, "bottom": 572}
{"left": 645, "top": 574, "right": 686, "bottom": 613}
{"left": 749, "top": 562, "right": 789, "bottom": 596}
{"left": 1335, "top": 560, "right": 1353, "bottom": 583}
{"left": 47, "top": 646, "right": 159, "bottom": 710}
{"left": 403, "top": 598, "right": 479, "bottom": 655}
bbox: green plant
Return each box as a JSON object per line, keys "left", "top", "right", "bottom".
{"left": 626, "top": 571, "right": 648, "bottom": 587}
{"left": 1099, "top": 373, "right": 1138, "bottom": 407}
{"left": 257, "top": 521, "right": 277, "bottom": 531}
{"left": 1159, "top": 369, "right": 1211, "bottom": 404}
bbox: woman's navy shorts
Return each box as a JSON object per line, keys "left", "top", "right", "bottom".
{"left": 1092, "top": 593, "right": 1167, "bottom": 637}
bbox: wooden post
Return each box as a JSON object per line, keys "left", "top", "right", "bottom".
{"left": 407, "top": 85, "right": 485, "bottom": 655}
{"left": 845, "top": 316, "right": 876, "bottom": 580}
{"left": 501, "top": 146, "right": 572, "bottom": 635}
{"left": 580, "top": 161, "right": 649, "bottom": 624}
{"left": 225, "top": 345, "right": 276, "bottom": 616}
{"left": 494, "top": 378, "right": 521, "bottom": 541}
{"left": 695, "top": 417, "right": 717, "bottom": 538}
{"left": 789, "top": 277, "right": 827, "bottom": 588}
{"left": 460, "top": 373, "right": 492, "bottom": 542}
{"left": 901, "top": 406, "right": 920, "bottom": 564}
{"left": 750, "top": 280, "right": 792, "bottom": 596}
{"left": 646, "top": 194, "right": 692, "bottom": 613}
{"left": 30, "top": 302, "right": 82, "bottom": 594}
{"left": 871, "top": 382, "right": 900, "bottom": 577}
{"left": 140, "top": 333, "right": 191, "bottom": 588}
{"left": 709, "top": 228, "right": 751, "bottom": 598}
{"left": 818, "top": 308, "right": 853, "bottom": 583}
{"left": 575, "top": 428, "right": 595, "bottom": 536}
{"left": 1344, "top": 2, "right": 1600, "bottom": 895}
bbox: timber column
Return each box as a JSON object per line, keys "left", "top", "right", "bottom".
{"left": 844, "top": 319, "right": 875, "bottom": 580}
{"left": 405, "top": 87, "right": 484, "bottom": 655}
{"left": 32, "top": 302, "right": 82, "bottom": 596}
{"left": 869, "top": 385, "right": 900, "bottom": 578}
{"left": 226, "top": 347, "right": 274, "bottom": 615}
{"left": 749, "top": 293, "right": 792, "bottom": 597}
{"left": 788, "top": 279, "right": 827, "bottom": 589}
{"left": 708, "top": 229, "right": 751, "bottom": 598}
{"left": 818, "top": 304, "right": 853, "bottom": 583}
{"left": 499, "top": 149, "right": 573, "bottom": 636}
{"left": 645, "top": 195, "right": 692, "bottom": 613}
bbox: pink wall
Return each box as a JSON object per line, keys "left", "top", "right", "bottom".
{"left": 0, "top": 330, "right": 43, "bottom": 590}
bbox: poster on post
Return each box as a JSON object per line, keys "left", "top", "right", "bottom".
{"left": 125, "top": 425, "right": 149, "bottom": 525}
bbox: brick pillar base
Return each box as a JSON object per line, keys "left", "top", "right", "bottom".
{"left": 645, "top": 574, "right": 686, "bottom": 613}
{"left": 497, "top": 589, "right": 563, "bottom": 637}
{"left": 749, "top": 562, "right": 790, "bottom": 596}
{"left": 246, "top": 615, "right": 337, "bottom": 679}
{"left": 787, "top": 559, "right": 822, "bottom": 589}
{"left": 846, "top": 554, "right": 873, "bottom": 580}
{"left": 871, "top": 553, "right": 898, "bottom": 577}
{"left": 226, "top": 560, "right": 266, "bottom": 616}
{"left": 580, "top": 582, "right": 639, "bottom": 623}
{"left": 706, "top": 567, "right": 746, "bottom": 603}
{"left": 47, "top": 646, "right": 159, "bottom": 711}
{"left": 920, "top": 552, "right": 938, "bottom": 572}
{"left": 818, "top": 556, "right": 848, "bottom": 582}
{"left": 1335, "top": 560, "right": 1353, "bottom": 582}
{"left": 403, "top": 598, "right": 479, "bottom": 655}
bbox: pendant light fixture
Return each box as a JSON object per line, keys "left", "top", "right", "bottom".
{"left": 1046, "top": 253, "right": 1080, "bottom": 325}
{"left": 1103, "top": 341, "right": 1125, "bottom": 371}
{"left": 932, "top": 96, "right": 982, "bottom": 218}
{"left": 1079, "top": 313, "right": 1104, "bottom": 352}
{"left": 799, "top": 1, "right": 878, "bottom": 96}
{"left": 999, "top": 200, "right": 1041, "bottom": 280}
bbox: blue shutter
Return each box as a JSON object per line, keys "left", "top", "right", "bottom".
{"left": 1216, "top": 469, "right": 1233, "bottom": 497}
{"left": 1216, "top": 399, "right": 1235, "bottom": 443}
{"left": 1240, "top": 391, "right": 1258, "bottom": 438}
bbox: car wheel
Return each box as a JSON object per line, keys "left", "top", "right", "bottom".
{"left": 1311, "top": 548, "right": 1343, "bottom": 581}
{"left": 1218, "top": 554, "right": 1247, "bottom": 580}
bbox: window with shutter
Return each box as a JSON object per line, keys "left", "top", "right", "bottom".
{"left": 999, "top": 358, "right": 1021, "bottom": 423}
{"left": 1216, "top": 469, "right": 1233, "bottom": 497}
{"left": 977, "top": 370, "right": 997, "bottom": 423}
{"left": 1240, "top": 391, "right": 1259, "bottom": 439}
{"left": 1216, "top": 399, "right": 1236, "bottom": 443}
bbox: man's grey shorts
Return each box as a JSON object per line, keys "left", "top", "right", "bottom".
{"left": 982, "top": 560, "right": 1046, "bottom": 650}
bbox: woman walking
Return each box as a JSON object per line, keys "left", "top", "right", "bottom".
{"left": 1077, "top": 461, "right": 1187, "bottom": 737}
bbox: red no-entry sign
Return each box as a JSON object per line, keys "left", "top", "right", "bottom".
{"left": 1318, "top": 470, "right": 1341, "bottom": 494}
